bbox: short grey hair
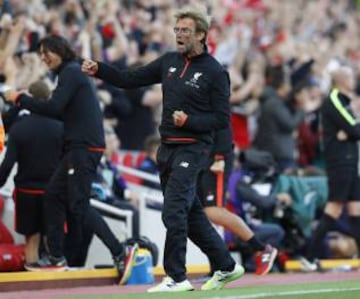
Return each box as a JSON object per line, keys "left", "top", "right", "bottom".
{"left": 331, "top": 65, "right": 354, "bottom": 87}
{"left": 174, "top": 4, "right": 212, "bottom": 44}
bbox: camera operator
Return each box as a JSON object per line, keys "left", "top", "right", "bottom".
{"left": 227, "top": 149, "right": 290, "bottom": 271}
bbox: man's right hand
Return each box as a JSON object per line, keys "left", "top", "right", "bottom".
{"left": 337, "top": 130, "right": 348, "bottom": 141}
{"left": 4, "top": 89, "right": 21, "bottom": 103}
{"left": 81, "top": 59, "right": 98, "bottom": 76}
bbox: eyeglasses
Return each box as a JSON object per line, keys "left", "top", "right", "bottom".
{"left": 173, "top": 27, "right": 193, "bottom": 35}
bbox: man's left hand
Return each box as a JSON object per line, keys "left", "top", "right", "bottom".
{"left": 172, "top": 110, "right": 188, "bottom": 127}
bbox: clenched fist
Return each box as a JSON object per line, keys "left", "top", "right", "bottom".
{"left": 81, "top": 59, "right": 98, "bottom": 76}
{"left": 172, "top": 110, "right": 188, "bottom": 127}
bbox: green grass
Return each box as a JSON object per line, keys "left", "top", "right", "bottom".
{"left": 62, "top": 280, "right": 360, "bottom": 299}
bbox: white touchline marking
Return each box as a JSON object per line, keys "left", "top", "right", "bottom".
{"left": 205, "top": 287, "right": 360, "bottom": 299}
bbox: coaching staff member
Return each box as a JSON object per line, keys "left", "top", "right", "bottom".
{"left": 82, "top": 4, "right": 244, "bottom": 292}
{"left": 0, "top": 80, "right": 63, "bottom": 265}
{"left": 197, "top": 126, "right": 278, "bottom": 276}
{"left": 5, "top": 35, "right": 137, "bottom": 284}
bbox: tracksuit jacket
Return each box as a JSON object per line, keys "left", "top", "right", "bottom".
{"left": 16, "top": 60, "right": 105, "bottom": 151}
{"left": 0, "top": 114, "right": 63, "bottom": 190}
{"left": 95, "top": 51, "right": 231, "bottom": 144}
{"left": 96, "top": 51, "right": 236, "bottom": 281}
{"left": 321, "top": 88, "right": 360, "bottom": 167}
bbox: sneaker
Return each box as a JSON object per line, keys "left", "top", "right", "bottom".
{"left": 255, "top": 244, "right": 278, "bottom": 275}
{"left": 147, "top": 276, "right": 194, "bottom": 292}
{"left": 114, "top": 243, "right": 139, "bottom": 285}
{"left": 201, "top": 263, "right": 244, "bottom": 290}
{"left": 300, "top": 257, "right": 323, "bottom": 272}
{"left": 25, "top": 255, "right": 67, "bottom": 272}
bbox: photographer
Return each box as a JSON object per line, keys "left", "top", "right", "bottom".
{"left": 226, "top": 149, "right": 289, "bottom": 271}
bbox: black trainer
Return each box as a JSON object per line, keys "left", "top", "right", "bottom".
{"left": 114, "top": 243, "right": 139, "bottom": 285}
{"left": 25, "top": 255, "right": 68, "bottom": 272}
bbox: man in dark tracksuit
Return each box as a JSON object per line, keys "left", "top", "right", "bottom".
{"left": 197, "top": 126, "right": 278, "bottom": 276}
{"left": 5, "top": 36, "right": 137, "bottom": 283}
{"left": 301, "top": 66, "right": 360, "bottom": 271}
{"left": 82, "top": 5, "right": 244, "bottom": 292}
{"left": 0, "top": 107, "right": 63, "bottom": 264}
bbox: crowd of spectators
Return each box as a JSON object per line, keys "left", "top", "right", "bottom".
{"left": 1, "top": 0, "right": 360, "bottom": 152}
{"left": 1, "top": 0, "right": 360, "bottom": 271}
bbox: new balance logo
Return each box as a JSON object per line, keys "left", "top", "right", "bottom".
{"left": 193, "top": 72, "right": 202, "bottom": 80}
{"left": 179, "top": 161, "right": 189, "bottom": 168}
{"left": 167, "top": 67, "right": 177, "bottom": 78}
{"left": 206, "top": 194, "right": 214, "bottom": 201}
{"left": 262, "top": 254, "right": 271, "bottom": 263}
